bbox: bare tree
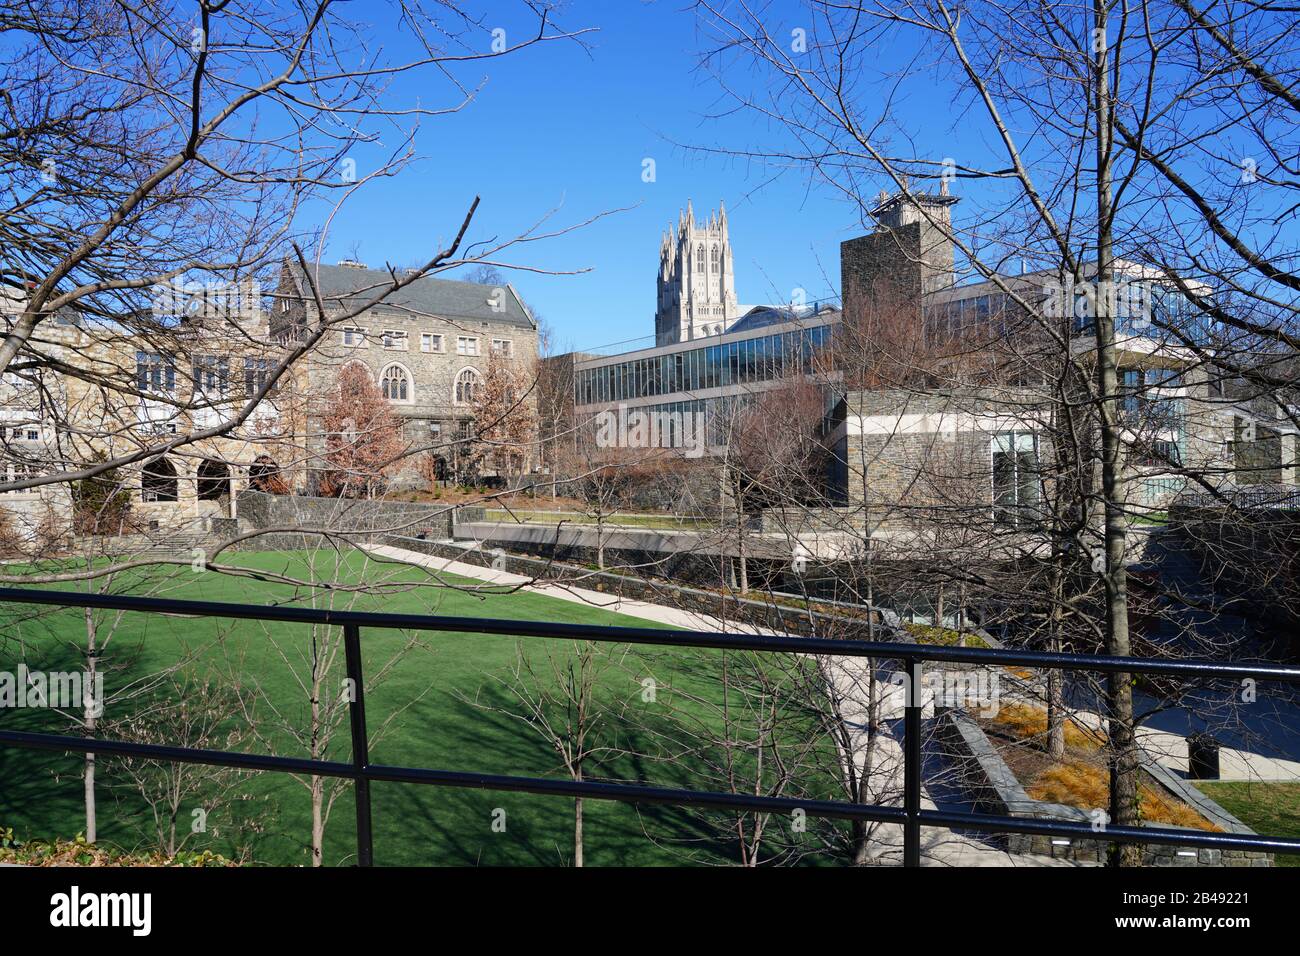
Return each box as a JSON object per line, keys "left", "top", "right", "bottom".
{"left": 461, "top": 640, "right": 632, "bottom": 867}
{"left": 0, "top": 0, "right": 597, "bottom": 586}
{"left": 105, "top": 667, "right": 260, "bottom": 858}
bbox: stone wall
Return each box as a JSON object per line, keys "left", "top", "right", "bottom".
{"left": 236, "top": 489, "right": 481, "bottom": 543}
{"left": 841, "top": 387, "right": 1049, "bottom": 532}
{"left": 379, "top": 534, "right": 888, "bottom": 638}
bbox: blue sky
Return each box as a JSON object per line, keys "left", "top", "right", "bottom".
{"left": 312, "top": 1, "right": 869, "bottom": 353}
{"left": 308, "top": 1, "right": 1296, "bottom": 351}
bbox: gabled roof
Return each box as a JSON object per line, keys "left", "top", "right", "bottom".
{"left": 286, "top": 262, "right": 535, "bottom": 330}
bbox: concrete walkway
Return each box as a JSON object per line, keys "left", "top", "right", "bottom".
{"left": 822, "top": 657, "right": 1089, "bottom": 867}
{"left": 366, "top": 542, "right": 1081, "bottom": 866}
{"left": 363, "top": 542, "right": 771, "bottom": 634}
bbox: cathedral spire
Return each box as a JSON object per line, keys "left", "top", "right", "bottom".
{"left": 656, "top": 199, "right": 740, "bottom": 346}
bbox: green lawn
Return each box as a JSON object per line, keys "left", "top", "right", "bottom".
{"left": 0, "top": 549, "right": 838, "bottom": 866}
{"left": 1194, "top": 782, "right": 1300, "bottom": 867}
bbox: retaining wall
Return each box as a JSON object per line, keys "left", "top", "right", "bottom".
{"left": 934, "top": 708, "right": 1271, "bottom": 866}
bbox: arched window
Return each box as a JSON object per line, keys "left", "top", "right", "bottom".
{"left": 249, "top": 455, "right": 285, "bottom": 494}
{"left": 141, "top": 457, "right": 178, "bottom": 502}
{"left": 381, "top": 363, "right": 410, "bottom": 402}
{"left": 196, "top": 459, "right": 230, "bottom": 500}
{"left": 696, "top": 244, "right": 705, "bottom": 271}
{"left": 710, "top": 244, "right": 720, "bottom": 269}
{"left": 454, "top": 367, "right": 482, "bottom": 405}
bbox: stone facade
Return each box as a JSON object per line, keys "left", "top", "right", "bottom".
{"left": 655, "top": 201, "right": 742, "bottom": 345}
{"left": 834, "top": 363, "right": 1238, "bottom": 537}
{"left": 0, "top": 300, "right": 301, "bottom": 539}
{"left": 272, "top": 261, "right": 540, "bottom": 482}
{"left": 841, "top": 185, "right": 959, "bottom": 323}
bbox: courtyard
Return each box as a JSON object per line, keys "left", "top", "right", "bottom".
{"left": 0, "top": 549, "right": 839, "bottom": 866}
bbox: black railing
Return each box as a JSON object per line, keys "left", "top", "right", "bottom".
{"left": 2, "top": 585, "right": 1299, "bottom": 867}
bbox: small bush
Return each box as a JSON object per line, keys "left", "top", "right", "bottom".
{"left": 0, "top": 827, "right": 240, "bottom": 867}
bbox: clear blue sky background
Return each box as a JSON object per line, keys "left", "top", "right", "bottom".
{"left": 311, "top": 0, "right": 874, "bottom": 354}
{"left": 309, "top": 1, "right": 1294, "bottom": 351}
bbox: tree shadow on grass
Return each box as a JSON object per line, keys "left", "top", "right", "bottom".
{"left": 362, "top": 682, "right": 737, "bottom": 866}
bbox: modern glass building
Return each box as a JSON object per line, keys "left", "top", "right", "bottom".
{"left": 572, "top": 307, "right": 840, "bottom": 453}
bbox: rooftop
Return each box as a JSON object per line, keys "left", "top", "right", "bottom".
{"left": 286, "top": 262, "right": 536, "bottom": 330}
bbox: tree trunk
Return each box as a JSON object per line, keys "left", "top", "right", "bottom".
{"left": 1093, "top": 0, "right": 1141, "bottom": 866}
{"left": 1047, "top": 567, "right": 1066, "bottom": 761}
{"left": 1046, "top": 655, "right": 1066, "bottom": 761}
{"left": 311, "top": 774, "right": 325, "bottom": 866}
{"left": 851, "top": 659, "right": 880, "bottom": 865}
{"left": 574, "top": 792, "right": 584, "bottom": 868}
{"left": 83, "top": 607, "right": 97, "bottom": 844}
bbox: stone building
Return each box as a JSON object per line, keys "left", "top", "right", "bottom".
{"left": 830, "top": 188, "right": 1253, "bottom": 535}
{"left": 272, "top": 260, "right": 540, "bottom": 484}
{"left": 656, "top": 201, "right": 752, "bottom": 345}
{"left": 0, "top": 283, "right": 300, "bottom": 539}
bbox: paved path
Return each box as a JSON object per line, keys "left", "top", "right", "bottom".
{"left": 1062, "top": 710, "right": 1300, "bottom": 784}
{"left": 822, "top": 657, "right": 1089, "bottom": 867}
{"left": 367, "top": 542, "right": 1082, "bottom": 866}
{"left": 364, "top": 543, "right": 769, "bottom": 633}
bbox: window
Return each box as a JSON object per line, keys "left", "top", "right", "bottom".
{"left": 1147, "top": 439, "right": 1182, "bottom": 467}
{"left": 193, "top": 355, "right": 230, "bottom": 398}
{"left": 1, "top": 460, "right": 35, "bottom": 494}
{"left": 279, "top": 298, "right": 290, "bottom": 314}
{"left": 141, "top": 456, "right": 179, "bottom": 503}
{"left": 381, "top": 364, "right": 411, "bottom": 402}
{"left": 454, "top": 368, "right": 481, "bottom": 405}
{"left": 342, "top": 326, "right": 366, "bottom": 347}
{"left": 429, "top": 421, "right": 442, "bottom": 440}
{"left": 456, "top": 336, "right": 479, "bottom": 356}
{"left": 382, "top": 330, "right": 407, "bottom": 351}
{"left": 457, "top": 419, "right": 473, "bottom": 440}
{"left": 244, "top": 357, "right": 272, "bottom": 395}
{"left": 421, "top": 333, "right": 444, "bottom": 353}
{"left": 1121, "top": 367, "right": 1185, "bottom": 417}
{"left": 491, "top": 338, "right": 513, "bottom": 357}
{"left": 136, "top": 352, "right": 176, "bottom": 393}
{"left": 710, "top": 244, "right": 720, "bottom": 269}
{"left": 992, "top": 433, "right": 1039, "bottom": 529}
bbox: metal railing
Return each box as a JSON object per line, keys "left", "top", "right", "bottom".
{"left": 1, "top": 585, "right": 1299, "bottom": 867}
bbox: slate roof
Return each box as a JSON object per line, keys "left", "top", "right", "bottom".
{"left": 287, "top": 263, "right": 535, "bottom": 329}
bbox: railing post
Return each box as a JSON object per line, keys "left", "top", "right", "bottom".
{"left": 343, "top": 623, "right": 374, "bottom": 866}
{"left": 904, "top": 659, "right": 922, "bottom": 868}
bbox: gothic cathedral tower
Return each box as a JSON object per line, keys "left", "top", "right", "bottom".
{"left": 655, "top": 201, "right": 740, "bottom": 345}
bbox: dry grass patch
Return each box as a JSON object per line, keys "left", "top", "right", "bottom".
{"left": 980, "top": 703, "right": 1220, "bottom": 832}
{"left": 989, "top": 702, "right": 1102, "bottom": 752}
{"left": 1029, "top": 761, "right": 1221, "bottom": 832}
